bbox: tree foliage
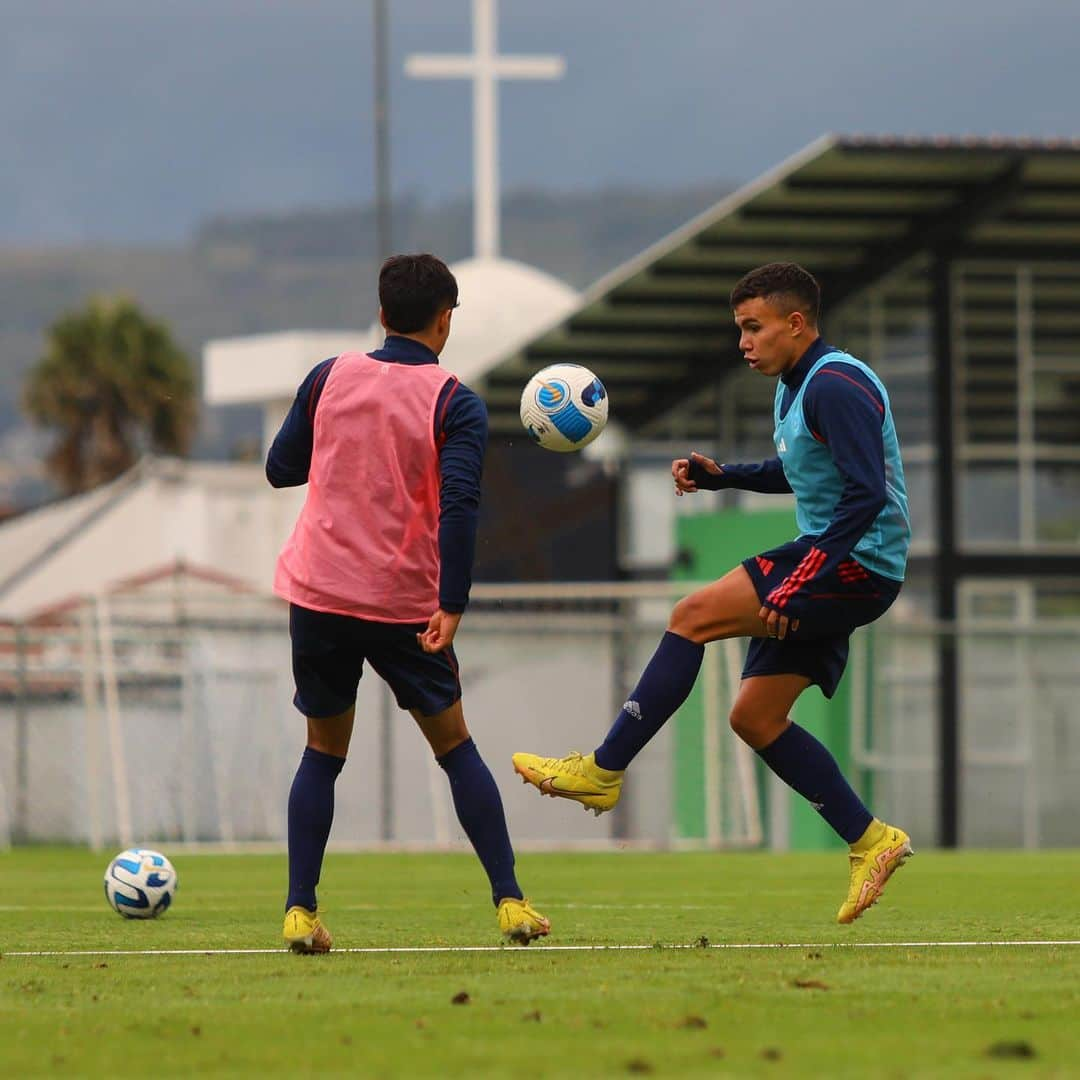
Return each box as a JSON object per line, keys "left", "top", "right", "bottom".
{"left": 22, "top": 296, "right": 196, "bottom": 494}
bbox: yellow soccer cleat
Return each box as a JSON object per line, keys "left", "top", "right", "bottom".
{"left": 283, "top": 905, "right": 333, "bottom": 954}
{"left": 497, "top": 897, "right": 551, "bottom": 945}
{"left": 837, "top": 821, "right": 913, "bottom": 924}
{"left": 511, "top": 751, "right": 624, "bottom": 816}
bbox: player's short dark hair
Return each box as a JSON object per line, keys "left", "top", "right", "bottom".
{"left": 730, "top": 262, "right": 821, "bottom": 324}
{"left": 378, "top": 253, "right": 459, "bottom": 334}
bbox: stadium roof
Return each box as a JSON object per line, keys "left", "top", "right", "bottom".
{"left": 481, "top": 134, "right": 1080, "bottom": 439}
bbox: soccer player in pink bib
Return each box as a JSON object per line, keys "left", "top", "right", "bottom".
{"left": 268, "top": 254, "right": 548, "bottom": 951}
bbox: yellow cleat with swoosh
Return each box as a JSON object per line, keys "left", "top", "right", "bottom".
{"left": 837, "top": 821, "right": 913, "bottom": 924}
{"left": 511, "top": 750, "right": 624, "bottom": 815}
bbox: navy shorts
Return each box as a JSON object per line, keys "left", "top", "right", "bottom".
{"left": 289, "top": 604, "right": 462, "bottom": 719}
{"left": 740, "top": 540, "right": 901, "bottom": 698}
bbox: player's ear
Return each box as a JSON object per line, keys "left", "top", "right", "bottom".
{"left": 789, "top": 310, "right": 805, "bottom": 336}
{"left": 378, "top": 307, "right": 389, "bottom": 331}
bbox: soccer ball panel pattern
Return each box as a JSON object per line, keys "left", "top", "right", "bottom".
{"left": 103, "top": 848, "right": 178, "bottom": 919}
{"left": 520, "top": 364, "right": 609, "bottom": 452}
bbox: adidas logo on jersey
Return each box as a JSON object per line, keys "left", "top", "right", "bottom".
{"left": 777, "top": 438, "right": 788, "bottom": 453}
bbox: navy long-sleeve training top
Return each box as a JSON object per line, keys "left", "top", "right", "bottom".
{"left": 689, "top": 337, "right": 899, "bottom": 614}
{"left": 266, "top": 335, "right": 488, "bottom": 614}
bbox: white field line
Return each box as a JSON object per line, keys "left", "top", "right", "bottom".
{"left": 0, "top": 903, "right": 717, "bottom": 913}
{"left": 6, "top": 940, "right": 1080, "bottom": 958}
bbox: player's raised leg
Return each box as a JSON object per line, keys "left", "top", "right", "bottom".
{"left": 415, "top": 701, "right": 550, "bottom": 944}
{"left": 730, "top": 673, "right": 911, "bottom": 923}
{"left": 512, "top": 565, "right": 765, "bottom": 813}
{"left": 283, "top": 707, "right": 352, "bottom": 954}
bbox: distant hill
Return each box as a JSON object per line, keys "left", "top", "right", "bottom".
{"left": 0, "top": 182, "right": 732, "bottom": 507}
{"left": 193, "top": 184, "right": 733, "bottom": 283}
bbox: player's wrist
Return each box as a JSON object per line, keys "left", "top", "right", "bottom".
{"left": 687, "top": 459, "right": 726, "bottom": 491}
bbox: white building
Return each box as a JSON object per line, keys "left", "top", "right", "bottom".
{"left": 0, "top": 458, "right": 288, "bottom": 622}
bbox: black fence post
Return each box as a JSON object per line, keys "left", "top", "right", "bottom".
{"left": 932, "top": 253, "right": 960, "bottom": 848}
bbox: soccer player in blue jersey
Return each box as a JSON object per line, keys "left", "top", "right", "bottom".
{"left": 514, "top": 262, "right": 912, "bottom": 924}
{"left": 268, "top": 253, "right": 548, "bottom": 951}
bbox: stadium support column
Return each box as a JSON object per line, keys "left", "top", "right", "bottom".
{"left": 932, "top": 253, "right": 960, "bottom": 848}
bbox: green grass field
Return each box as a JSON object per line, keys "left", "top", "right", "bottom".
{"left": 2, "top": 848, "right": 1079, "bottom": 1078}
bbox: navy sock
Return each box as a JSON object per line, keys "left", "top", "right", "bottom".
{"left": 594, "top": 631, "right": 705, "bottom": 771}
{"left": 438, "top": 737, "right": 523, "bottom": 906}
{"left": 755, "top": 723, "right": 872, "bottom": 843}
{"left": 286, "top": 746, "right": 346, "bottom": 912}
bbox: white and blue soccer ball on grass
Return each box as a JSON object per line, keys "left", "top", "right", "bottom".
{"left": 520, "top": 363, "right": 608, "bottom": 452}
{"left": 104, "top": 848, "right": 178, "bottom": 919}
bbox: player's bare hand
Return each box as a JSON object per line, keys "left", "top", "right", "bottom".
{"left": 672, "top": 457, "right": 695, "bottom": 496}
{"left": 759, "top": 605, "right": 800, "bottom": 640}
{"left": 417, "top": 609, "right": 463, "bottom": 653}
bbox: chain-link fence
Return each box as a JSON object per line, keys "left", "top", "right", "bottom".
{"left": 2, "top": 583, "right": 1079, "bottom": 850}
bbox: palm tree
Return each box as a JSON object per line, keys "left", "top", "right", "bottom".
{"left": 23, "top": 296, "right": 196, "bottom": 494}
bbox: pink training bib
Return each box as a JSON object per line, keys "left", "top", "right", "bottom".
{"left": 274, "top": 351, "right": 455, "bottom": 622}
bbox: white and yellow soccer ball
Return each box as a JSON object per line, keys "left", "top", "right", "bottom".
{"left": 103, "top": 848, "right": 178, "bottom": 919}
{"left": 520, "top": 363, "right": 608, "bottom": 452}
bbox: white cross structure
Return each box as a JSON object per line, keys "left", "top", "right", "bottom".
{"left": 405, "top": 0, "right": 565, "bottom": 260}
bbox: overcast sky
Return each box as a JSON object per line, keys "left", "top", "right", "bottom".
{"left": 2, "top": 0, "right": 1077, "bottom": 244}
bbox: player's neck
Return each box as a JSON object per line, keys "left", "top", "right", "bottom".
{"left": 387, "top": 330, "right": 444, "bottom": 357}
